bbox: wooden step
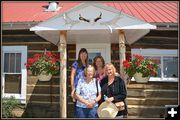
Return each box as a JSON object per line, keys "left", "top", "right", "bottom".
{"left": 127, "top": 82, "right": 178, "bottom": 89}
{"left": 126, "top": 97, "right": 178, "bottom": 106}
{"left": 66, "top": 82, "right": 178, "bottom": 118}
{"left": 127, "top": 115, "right": 164, "bottom": 118}
{"left": 27, "top": 85, "right": 59, "bottom": 94}
{"left": 25, "top": 102, "right": 60, "bottom": 110}
{"left": 27, "top": 76, "right": 60, "bottom": 85}
{"left": 67, "top": 82, "right": 178, "bottom": 89}
{"left": 23, "top": 102, "right": 60, "bottom": 118}
{"left": 67, "top": 98, "right": 178, "bottom": 106}
{"left": 127, "top": 89, "right": 178, "bottom": 98}
{"left": 127, "top": 105, "right": 165, "bottom": 117}
{"left": 66, "top": 102, "right": 167, "bottom": 118}
{"left": 67, "top": 102, "right": 75, "bottom": 118}
{"left": 144, "top": 89, "right": 178, "bottom": 98}
{"left": 23, "top": 111, "right": 59, "bottom": 118}
{"left": 27, "top": 94, "right": 59, "bottom": 102}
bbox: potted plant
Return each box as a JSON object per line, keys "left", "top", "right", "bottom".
{"left": 2, "top": 96, "right": 20, "bottom": 118}
{"left": 26, "top": 51, "right": 60, "bottom": 81}
{"left": 123, "top": 54, "right": 158, "bottom": 83}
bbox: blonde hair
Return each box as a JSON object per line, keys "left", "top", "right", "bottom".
{"left": 104, "top": 63, "right": 116, "bottom": 76}
{"left": 84, "top": 65, "right": 95, "bottom": 77}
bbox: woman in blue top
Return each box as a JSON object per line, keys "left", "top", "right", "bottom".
{"left": 74, "top": 65, "right": 101, "bottom": 118}
{"left": 70, "top": 48, "right": 88, "bottom": 116}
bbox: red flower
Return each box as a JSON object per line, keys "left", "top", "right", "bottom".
{"left": 33, "top": 53, "right": 41, "bottom": 58}
{"left": 136, "top": 61, "right": 140, "bottom": 66}
{"left": 45, "top": 51, "right": 53, "bottom": 58}
{"left": 25, "top": 63, "right": 31, "bottom": 68}
{"left": 27, "top": 58, "right": 35, "bottom": 64}
{"left": 134, "top": 54, "right": 144, "bottom": 60}
{"left": 151, "top": 70, "right": 155, "bottom": 75}
{"left": 123, "top": 54, "right": 158, "bottom": 77}
{"left": 131, "top": 66, "right": 134, "bottom": 69}
{"left": 51, "top": 59, "right": 57, "bottom": 63}
{"left": 147, "top": 65, "right": 153, "bottom": 69}
{"left": 123, "top": 60, "right": 130, "bottom": 68}
{"left": 55, "top": 54, "right": 60, "bottom": 62}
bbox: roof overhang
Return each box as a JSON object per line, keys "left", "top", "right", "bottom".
{"left": 30, "top": 3, "right": 156, "bottom": 45}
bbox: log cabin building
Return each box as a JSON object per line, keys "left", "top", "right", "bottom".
{"left": 1, "top": 1, "right": 178, "bottom": 118}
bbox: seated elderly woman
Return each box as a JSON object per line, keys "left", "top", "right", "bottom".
{"left": 100, "top": 63, "right": 128, "bottom": 118}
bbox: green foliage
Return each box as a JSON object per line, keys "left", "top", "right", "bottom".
{"left": 2, "top": 96, "right": 19, "bottom": 118}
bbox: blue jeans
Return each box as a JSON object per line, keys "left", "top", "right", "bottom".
{"left": 76, "top": 106, "right": 98, "bottom": 118}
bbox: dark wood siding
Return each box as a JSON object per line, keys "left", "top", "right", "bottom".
{"left": 111, "top": 44, "right": 131, "bottom": 73}
{"left": 132, "top": 30, "right": 178, "bottom": 49}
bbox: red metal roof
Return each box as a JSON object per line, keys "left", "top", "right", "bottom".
{"left": 2, "top": 1, "right": 178, "bottom": 23}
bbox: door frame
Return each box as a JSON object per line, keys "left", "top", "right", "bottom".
{"left": 76, "top": 43, "right": 111, "bottom": 63}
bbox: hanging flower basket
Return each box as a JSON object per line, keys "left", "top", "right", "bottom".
{"left": 37, "top": 73, "right": 52, "bottom": 81}
{"left": 134, "top": 72, "right": 150, "bottom": 83}
{"left": 25, "top": 51, "right": 60, "bottom": 81}
{"left": 123, "top": 54, "right": 158, "bottom": 83}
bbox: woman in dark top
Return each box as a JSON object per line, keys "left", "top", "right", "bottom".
{"left": 100, "top": 63, "right": 128, "bottom": 118}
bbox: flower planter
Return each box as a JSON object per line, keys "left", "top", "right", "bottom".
{"left": 26, "top": 51, "right": 60, "bottom": 80}
{"left": 123, "top": 54, "right": 158, "bottom": 83}
{"left": 134, "top": 72, "right": 150, "bottom": 83}
{"left": 37, "top": 73, "right": 52, "bottom": 81}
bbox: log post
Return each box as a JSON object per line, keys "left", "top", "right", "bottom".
{"left": 58, "top": 30, "right": 67, "bottom": 118}
{"left": 119, "top": 30, "right": 127, "bottom": 82}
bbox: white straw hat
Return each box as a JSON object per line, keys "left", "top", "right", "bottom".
{"left": 97, "top": 101, "right": 118, "bottom": 118}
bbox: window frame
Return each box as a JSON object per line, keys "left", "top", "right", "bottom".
{"left": 131, "top": 48, "right": 178, "bottom": 82}
{"left": 2, "top": 46, "right": 27, "bottom": 104}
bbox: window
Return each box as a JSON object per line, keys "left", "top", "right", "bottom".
{"left": 163, "top": 56, "right": 178, "bottom": 78}
{"left": 2, "top": 46, "right": 27, "bottom": 103}
{"left": 131, "top": 49, "right": 178, "bottom": 82}
{"left": 88, "top": 52, "right": 101, "bottom": 64}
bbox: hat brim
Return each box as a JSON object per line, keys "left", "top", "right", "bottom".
{"left": 97, "top": 101, "right": 118, "bottom": 118}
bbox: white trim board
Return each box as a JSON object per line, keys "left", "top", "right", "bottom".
{"left": 131, "top": 48, "right": 178, "bottom": 56}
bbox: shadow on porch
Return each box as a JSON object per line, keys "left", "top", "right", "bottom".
{"left": 22, "top": 75, "right": 60, "bottom": 118}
